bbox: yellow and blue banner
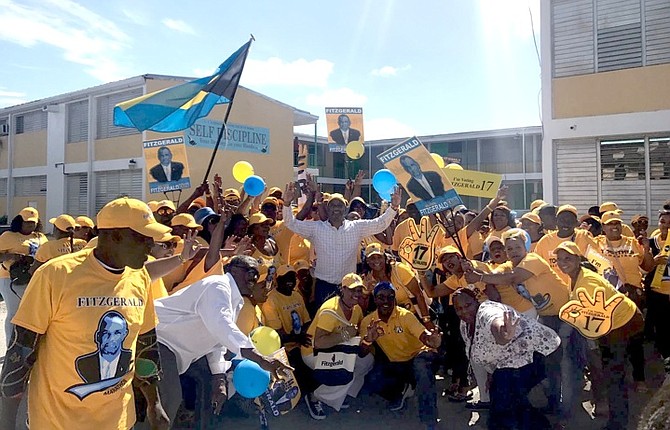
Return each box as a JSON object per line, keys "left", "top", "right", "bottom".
{"left": 114, "top": 41, "right": 251, "bottom": 133}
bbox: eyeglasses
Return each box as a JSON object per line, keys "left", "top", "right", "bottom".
{"left": 230, "top": 264, "right": 259, "bottom": 280}
{"left": 157, "top": 208, "right": 175, "bottom": 216}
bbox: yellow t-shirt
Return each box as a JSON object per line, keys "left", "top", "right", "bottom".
{"left": 487, "top": 262, "right": 534, "bottom": 313}
{"left": 287, "top": 234, "right": 311, "bottom": 265}
{"left": 360, "top": 307, "right": 427, "bottom": 362}
{"left": 534, "top": 230, "right": 599, "bottom": 285}
{"left": 237, "top": 296, "right": 264, "bottom": 336}
{"left": 261, "top": 289, "right": 311, "bottom": 351}
{"left": 170, "top": 256, "right": 224, "bottom": 294}
{"left": 622, "top": 224, "right": 635, "bottom": 238}
{"left": 497, "top": 253, "right": 570, "bottom": 316}
{"left": 85, "top": 236, "right": 98, "bottom": 249}
{"left": 573, "top": 267, "right": 636, "bottom": 331}
{"left": 0, "top": 230, "right": 48, "bottom": 278}
{"left": 13, "top": 248, "right": 156, "bottom": 430}
{"left": 145, "top": 256, "right": 168, "bottom": 300}
{"left": 301, "top": 296, "right": 362, "bottom": 357}
{"left": 271, "top": 220, "right": 295, "bottom": 265}
{"left": 467, "top": 231, "right": 485, "bottom": 259}
{"left": 366, "top": 262, "right": 418, "bottom": 310}
{"left": 34, "top": 238, "right": 87, "bottom": 263}
{"left": 596, "top": 236, "right": 644, "bottom": 287}
{"left": 440, "top": 260, "right": 489, "bottom": 304}
{"left": 435, "top": 226, "right": 469, "bottom": 259}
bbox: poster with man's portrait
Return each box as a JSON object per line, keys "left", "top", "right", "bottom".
{"left": 325, "top": 107, "right": 364, "bottom": 153}
{"left": 143, "top": 136, "right": 192, "bottom": 194}
{"left": 377, "top": 136, "right": 462, "bottom": 216}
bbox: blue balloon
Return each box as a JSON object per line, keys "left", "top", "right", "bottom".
{"left": 372, "top": 169, "right": 397, "bottom": 195}
{"left": 243, "top": 175, "right": 266, "bottom": 197}
{"left": 379, "top": 191, "right": 392, "bottom": 201}
{"left": 233, "top": 359, "right": 271, "bottom": 398}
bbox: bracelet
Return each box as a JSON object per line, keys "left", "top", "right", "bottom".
{"left": 361, "top": 338, "right": 373, "bottom": 346}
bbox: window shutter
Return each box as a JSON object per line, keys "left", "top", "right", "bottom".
{"left": 96, "top": 88, "right": 143, "bottom": 140}
{"left": 596, "top": 0, "right": 642, "bottom": 72}
{"left": 67, "top": 100, "right": 89, "bottom": 143}
{"left": 94, "top": 169, "right": 144, "bottom": 213}
{"left": 552, "top": 0, "right": 596, "bottom": 77}
{"left": 0, "top": 178, "right": 7, "bottom": 197}
{"left": 556, "top": 138, "right": 599, "bottom": 214}
{"left": 65, "top": 174, "right": 89, "bottom": 216}
{"left": 645, "top": 0, "right": 670, "bottom": 65}
{"left": 600, "top": 139, "right": 647, "bottom": 216}
{"left": 15, "top": 111, "right": 47, "bottom": 133}
{"left": 14, "top": 176, "right": 47, "bottom": 196}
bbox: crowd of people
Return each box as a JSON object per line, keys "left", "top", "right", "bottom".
{"left": 0, "top": 170, "right": 668, "bottom": 430}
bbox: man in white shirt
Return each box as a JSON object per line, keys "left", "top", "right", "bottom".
{"left": 281, "top": 183, "right": 401, "bottom": 309}
{"left": 399, "top": 155, "right": 445, "bottom": 201}
{"left": 149, "top": 147, "right": 184, "bottom": 183}
{"left": 136, "top": 255, "right": 291, "bottom": 429}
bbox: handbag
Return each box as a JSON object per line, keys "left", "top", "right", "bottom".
{"left": 312, "top": 309, "right": 360, "bottom": 387}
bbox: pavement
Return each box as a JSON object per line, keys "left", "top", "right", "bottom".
{"left": 0, "top": 298, "right": 664, "bottom": 430}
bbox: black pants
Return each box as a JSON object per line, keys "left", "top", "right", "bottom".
{"left": 645, "top": 290, "right": 670, "bottom": 359}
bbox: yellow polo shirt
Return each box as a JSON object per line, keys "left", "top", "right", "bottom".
{"left": 360, "top": 306, "right": 427, "bottom": 362}
{"left": 301, "top": 296, "right": 362, "bottom": 357}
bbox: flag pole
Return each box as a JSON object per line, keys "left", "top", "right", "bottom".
{"left": 202, "top": 35, "right": 255, "bottom": 183}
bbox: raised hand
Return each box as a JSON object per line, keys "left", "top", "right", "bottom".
{"left": 398, "top": 217, "right": 440, "bottom": 270}
{"left": 390, "top": 186, "right": 402, "bottom": 210}
{"left": 180, "top": 230, "right": 203, "bottom": 261}
{"left": 559, "top": 286, "right": 625, "bottom": 339}
{"left": 499, "top": 310, "right": 519, "bottom": 342}
{"left": 283, "top": 182, "right": 297, "bottom": 205}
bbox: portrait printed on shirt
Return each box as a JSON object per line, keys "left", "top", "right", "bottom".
{"left": 143, "top": 136, "right": 192, "bottom": 194}
{"left": 66, "top": 310, "right": 133, "bottom": 400}
{"left": 325, "top": 107, "right": 364, "bottom": 154}
{"left": 378, "top": 136, "right": 462, "bottom": 216}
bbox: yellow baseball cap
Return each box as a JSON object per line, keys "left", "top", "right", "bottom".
{"left": 327, "top": 193, "right": 348, "bottom": 206}
{"left": 365, "top": 242, "right": 384, "bottom": 258}
{"left": 341, "top": 273, "right": 364, "bottom": 289}
{"left": 97, "top": 197, "right": 172, "bottom": 241}
{"left": 224, "top": 188, "right": 241, "bottom": 200}
{"left": 530, "top": 199, "right": 546, "bottom": 212}
{"left": 556, "top": 204, "right": 578, "bottom": 217}
{"left": 261, "top": 197, "right": 279, "bottom": 208}
{"left": 484, "top": 235, "right": 503, "bottom": 249}
{"left": 276, "top": 264, "right": 296, "bottom": 277}
{"left": 520, "top": 212, "right": 542, "bottom": 225}
{"left": 600, "top": 211, "right": 622, "bottom": 225}
{"left": 599, "top": 202, "right": 619, "bottom": 213}
{"left": 268, "top": 186, "right": 283, "bottom": 196}
{"left": 171, "top": 213, "right": 203, "bottom": 231}
{"left": 437, "top": 245, "right": 461, "bottom": 261}
{"left": 553, "top": 241, "right": 582, "bottom": 257}
{"left": 19, "top": 207, "right": 39, "bottom": 223}
{"left": 249, "top": 212, "right": 274, "bottom": 226}
{"left": 148, "top": 200, "right": 175, "bottom": 212}
{"left": 49, "top": 214, "right": 77, "bottom": 232}
{"left": 293, "top": 260, "right": 310, "bottom": 272}
{"left": 257, "top": 264, "right": 271, "bottom": 283}
{"left": 156, "top": 234, "right": 181, "bottom": 243}
{"left": 75, "top": 216, "right": 95, "bottom": 228}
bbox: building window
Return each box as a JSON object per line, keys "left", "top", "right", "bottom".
{"left": 94, "top": 169, "right": 143, "bottom": 212}
{"left": 66, "top": 174, "right": 88, "bottom": 216}
{"left": 14, "top": 116, "right": 23, "bottom": 134}
{"left": 96, "top": 88, "right": 143, "bottom": 140}
{"left": 14, "top": 175, "right": 47, "bottom": 196}
{"left": 67, "top": 100, "right": 88, "bottom": 143}
{"left": 0, "top": 178, "right": 7, "bottom": 197}
{"left": 552, "top": 0, "right": 670, "bottom": 77}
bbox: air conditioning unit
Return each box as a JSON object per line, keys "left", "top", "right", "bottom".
{"left": 0, "top": 124, "right": 8, "bottom": 136}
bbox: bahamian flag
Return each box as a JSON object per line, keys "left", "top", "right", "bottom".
{"left": 113, "top": 41, "right": 251, "bottom": 133}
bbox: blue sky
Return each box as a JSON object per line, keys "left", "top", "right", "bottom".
{"left": 0, "top": 0, "right": 541, "bottom": 139}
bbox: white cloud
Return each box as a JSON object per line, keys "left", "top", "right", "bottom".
{"left": 122, "top": 8, "right": 149, "bottom": 26}
{"left": 363, "top": 118, "right": 416, "bottom": 140}
{"left": 305, "top": 87, "right": 368, "bottom": 107}
{"left": 192, "top": 67, "right": 216, "bottom": 77}
{"left": 0, "top": 88, "right": 28, "bottom": 108}
{"left": 161, "top": 18, "right": 196, "bottom": 35}
{"left": 0, "top": 0, "right": 131, "bottom": 82}
{"left": 242, "top": 57, "right": 334, "bottom": 88}
{"left": 370, "top": 64, "right": 411, "bottom": 77}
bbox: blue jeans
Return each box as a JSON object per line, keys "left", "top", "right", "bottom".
{"left": 489, "top": 353, "right": 550, "bottom": 430}
{"left": 365, "top": 350, "right": 439, "bottom": 425}
{"left": 314, "top": 279, "right": 339, "bottom": 310}
{"left": 540, "top": 315, "right": 586, "bottom": 420}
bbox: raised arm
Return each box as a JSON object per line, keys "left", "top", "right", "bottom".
{"left": 465, "top": 186, "right": 508, "bottom": 238}
{"left": 355, "top": 186, "right": 401, "bottom": 237}
{"left": 281, "top": 182, "right": 317, "bottom": 239}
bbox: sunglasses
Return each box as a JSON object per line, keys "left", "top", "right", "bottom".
{"left": 157, "top": 208, "right": 175, "bottom": 216}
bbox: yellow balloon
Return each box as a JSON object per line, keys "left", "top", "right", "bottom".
{"left": 232, "top": 161, "right": 255, "bottom": 183}
{"left": 446, "top": 163, "right": 464, "bottom": 170}
{"left": 249, "top": 326, "right": 281, "bottom": 355}
{"left": 431, "top": 153, "right": 445, "bottom": 168}
{"left": 346, "top": 141, "right": 365, "bottom": 160}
